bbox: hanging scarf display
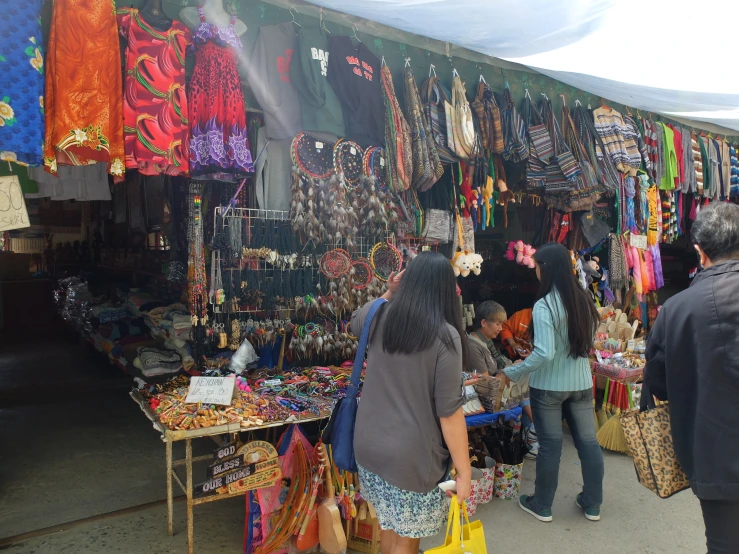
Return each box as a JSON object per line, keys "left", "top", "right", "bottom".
{"left": 608, "top": 232, "right": 628, "bottom": 295}
{"left": 381, "top": 64, "right": 413, "bottom": 193}
{"left": 624, "top": 176, "right": 636, "bottom": 233}
{"left": 403, "top": 62, "right": 443, "bottom": 190}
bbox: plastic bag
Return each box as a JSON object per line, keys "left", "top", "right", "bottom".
{"left": 425, "top": 496, "right": 487, "bottom": 554}
{"left": 230, "top": 338, "right": 258, "bottom": 373}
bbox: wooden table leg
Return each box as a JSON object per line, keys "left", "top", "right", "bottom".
{"left": 166, "top": 438, "right": 174, "bottom": 536}
{"left": 186, "top": 438, "right": 194, "bottom": 554}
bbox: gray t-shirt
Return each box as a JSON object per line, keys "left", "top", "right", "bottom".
{"left": 352, "top": 300, "right": 464, "bottom": 493}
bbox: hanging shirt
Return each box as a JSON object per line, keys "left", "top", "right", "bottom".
{"left": 118, "top": 8, "right": 191, "bottom": 176}
{"left": 691, "top": 133, "right": 704, "bottom": 195}
{"left": 0, "top": 0, "right": 45, "bottom": 166}
{"left": 249, "top": 22, "right": 303, "bottom": 140}
{"left": 658, "top": 123, "right": 677, "bottom": 190}
{"left": 289, "top": 26, "right": 345, "bottom": 137}
{"left": 327, "top": 36, "right": 384, "bottom": 146}
{"left": 44, "top": 0, "right": 125, "bottom": 179}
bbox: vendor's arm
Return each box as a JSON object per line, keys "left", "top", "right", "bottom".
{"left": 644, "top": 305, "right": 668, "bottom": 401}
{"left": 503, "top": 302, "right": 555, "bottom": 382}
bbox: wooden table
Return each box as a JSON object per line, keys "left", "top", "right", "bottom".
{"left": 129, "top": 389, "right": 329, "bottom": 554}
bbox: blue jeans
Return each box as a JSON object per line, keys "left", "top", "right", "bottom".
{"left": 529, "top": 387, "right": 604, "bottom": 511}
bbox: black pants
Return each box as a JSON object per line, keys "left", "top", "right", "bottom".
{"left": 700, "top": 499, "right": 739, "bottom": 553}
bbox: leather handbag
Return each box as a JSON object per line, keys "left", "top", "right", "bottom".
{"left": 323, "top": 298, "right": 387, "bottom": 472}
{"left": 621, "top": 383, "right": 691, "bottom": 499}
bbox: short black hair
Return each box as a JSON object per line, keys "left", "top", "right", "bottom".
{"left": 474, "top": 301, "right": 506, "bottom": 329}
{"left": 691, "top": 203, "right": 739, "bottom": 261}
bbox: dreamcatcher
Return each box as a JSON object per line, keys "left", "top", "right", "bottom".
{"left": 333, "top": 139, "right": 364, "bottom": 188}
{"left": 363, "top": 146, "right": 388, "bottom": 191}
{"left": 349, "top": 258, "right": 373, "bottom": 290}
{"left": 369, "top": 241, "right": 403, "bottom": 282}
{"left": 319, "top": 248, "right": 351, "bottom": 279}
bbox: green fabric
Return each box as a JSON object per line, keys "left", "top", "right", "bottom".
{"left": 658, "top": 123, "right": 678, "bottom": 190}
{"left": 289, "top": 26, "right": 345, "bottom": 137}
{"left": 699, "top": 136, "right": 710, "bottom": 195}
{"left": 0, "top": 162, "right": 37, "bottom": 194}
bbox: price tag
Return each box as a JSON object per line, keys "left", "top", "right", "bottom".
{"left": 264, "top": 379, "right": 282, "bottom": 386}
{"left": 315, "top": 141, "right": 323, "bottom": 150}
{"left": 0, "top": 176, "right": 30, "bottom": 231}
{"left": 629, "top": 234, "right": 648, "bottom": 249}
{"left": 380, "top": 158, "right": 385, "bottom": 167}
{"left": 350, "top": 147, "right": 357, "bottom": 155}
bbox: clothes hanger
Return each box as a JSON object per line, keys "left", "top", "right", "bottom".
{"left": 559, "top": 93, "right": 566, "bottom": 107}
{"left": 350, "top": 23, "right": 361, "bottom": 43}
{"left": 289, "top": 7, "right": 301, "bottom": 28}
{"left": 319, "top": 8, "right": 330, "bottom": 33}
{"left": 636, "top": 109, "right": 642, "bottom": 120}
{"left": 428, "top": 63, "right": 436, "bottom": 78}
{"left": 625, "top": 105, "right": 633, "bottom": 117}
{"left": 404, "top": 57, "right": 411, "bottom": 68}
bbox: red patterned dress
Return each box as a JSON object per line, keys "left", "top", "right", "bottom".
{"left": 118, "top": 8, "right": 191, "bottom": 176}
{"left": 188, "top": 7, "right": 253, "bottom": 181}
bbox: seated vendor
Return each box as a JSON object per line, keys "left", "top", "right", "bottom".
{"left": 467, "top": 301, "right": 510, "bottom": 375}
{"left": 468, "top": 301, "right": 536, "bottom": 438}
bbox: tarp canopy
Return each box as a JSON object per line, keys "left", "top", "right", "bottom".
{"left": 306, "top": 0, "right": 739, "bottom": 131}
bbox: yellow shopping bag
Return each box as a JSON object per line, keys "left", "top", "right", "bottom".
{"left": 425, "top": 496, "right": 487, "bottom": 554}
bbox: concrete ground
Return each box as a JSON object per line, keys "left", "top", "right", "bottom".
{"left": 0, "top": 335, "right": 706, "bottom": 554}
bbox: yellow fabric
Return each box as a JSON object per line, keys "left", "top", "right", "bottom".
{"left": 425, "top": 497, "right": 487, "bottom": 554}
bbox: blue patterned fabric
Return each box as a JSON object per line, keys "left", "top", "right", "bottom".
{"left": 358, "top": 464, "right": 447, "bottom": 538}
{"left": 0, "top": 0, "right": 44, "bottom": 165}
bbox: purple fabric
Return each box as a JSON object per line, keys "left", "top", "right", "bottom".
{"left": 651, "top": 244, "right": 665, "bottom": 289}
{"left": 190, "top": 117, "right": 253, "bottom": 174}
{"left": 193, "top": 7, "right": 242, "bottom": 50}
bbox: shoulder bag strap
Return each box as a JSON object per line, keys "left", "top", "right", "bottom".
{"left": 348, "top": 298, "right": 388, "bottom": 393}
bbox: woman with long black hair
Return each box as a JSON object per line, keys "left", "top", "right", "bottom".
{"left": 498, "top": 242, "right": 603, "bottom": 523}
{"left": 351, "top": 251, "right": 471, "bottom": 554}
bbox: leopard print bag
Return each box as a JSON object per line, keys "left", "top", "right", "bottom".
{"left": 621, "top": 390, "right": 691, "bottom": 499}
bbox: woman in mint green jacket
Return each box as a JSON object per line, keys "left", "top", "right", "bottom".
{"left": 499, "top": 243, "right": 603, "bottom": 523}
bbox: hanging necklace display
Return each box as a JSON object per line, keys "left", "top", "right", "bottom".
{"left": 369, "top": 241, "right": 402, "bottom": 282}
{"left": 187, "top": 183, "right": 208, "bottom": 326}
{"left": 333, "top": 139, "right": 364, "bottom": 188}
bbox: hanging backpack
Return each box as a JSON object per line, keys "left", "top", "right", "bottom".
{"left": 501, "top": 87, "right": 529, "bottom": 163}
{"left": 381, "top": 64, "right": 412, "bottom": 192}
{"left": 404, "top": 63, "right": 443, "bottom": 191}
{"left": 451, "top": 74, "right": 477, "bottom": 160}
{"left": 420, "top": 73, "right": 458, "bottom": 164}
{"left": 541, "top": 98, "right": 580, "bottom": 192}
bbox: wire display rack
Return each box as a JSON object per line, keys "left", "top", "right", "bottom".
{"left": 211, "top": 206, "right": 392, "bottom": 315}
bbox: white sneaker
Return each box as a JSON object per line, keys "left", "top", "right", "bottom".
{"left": 526, "top": 441, "right": 539, "bottom": 459}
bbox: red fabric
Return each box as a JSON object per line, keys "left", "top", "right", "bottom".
{"left": 669, "top": 124, "right": 685, "bottom": 187}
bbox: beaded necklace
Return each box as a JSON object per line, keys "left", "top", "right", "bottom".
{"left": 187, "top": 182, "right": 208, "bottom": 326}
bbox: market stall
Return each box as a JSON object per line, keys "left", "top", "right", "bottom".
{"left": 1, "top": 0, "right": 737, "bottom": 552}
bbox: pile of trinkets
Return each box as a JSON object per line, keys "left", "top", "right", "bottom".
{"left": 140, "top": 367, "right": 355, "bottom": 431}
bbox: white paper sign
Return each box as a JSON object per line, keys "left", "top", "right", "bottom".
{"left": 186, "top": 377, "right": 236, "bottom": 406}
{"left": 0, "top": 175, "right": 30, "bottom": 231}
{"left": 629, "top": 233, "right": 647, "bottom": 249}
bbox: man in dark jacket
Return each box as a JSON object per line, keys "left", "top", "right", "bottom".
{"left": 644, "top": 202, "right": 739, "bottom": 554}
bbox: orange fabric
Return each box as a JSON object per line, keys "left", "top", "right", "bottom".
{"left": 43, "top": 0, "right": 124, "bottom": 180}
{"left": 500, "top": 308, "right": 532, "bottom": 358}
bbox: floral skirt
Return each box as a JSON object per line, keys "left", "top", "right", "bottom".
{"left": 358, "top": 464, "right": 447, "bottom": 538}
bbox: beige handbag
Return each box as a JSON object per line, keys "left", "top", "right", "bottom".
{"left": 451, "top": 75, "right": 476, "bottom": 160}
{"left": 621, "top": 384, "right": 691, "bottom": 499}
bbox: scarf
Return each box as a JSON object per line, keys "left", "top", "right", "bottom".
{"left": 608, "top": 233, "right": 628, "bottom": 292}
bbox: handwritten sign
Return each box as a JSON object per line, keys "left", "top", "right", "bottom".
{"left": 629, "top": 233, "right": 648, "bottom": 249}
{"left": 0, "top": 176, "right": 30, "bottom": 231}
{"left": 185, "top": 376, "right": 235, "bottom": 406}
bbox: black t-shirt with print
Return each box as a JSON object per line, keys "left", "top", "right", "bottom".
{"left": 327, "top": 36, "right": 384, "bottom": 147}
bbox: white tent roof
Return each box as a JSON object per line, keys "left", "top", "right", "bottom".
{"left": 306, "top": 0, "right": 739, "bottom": 131}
